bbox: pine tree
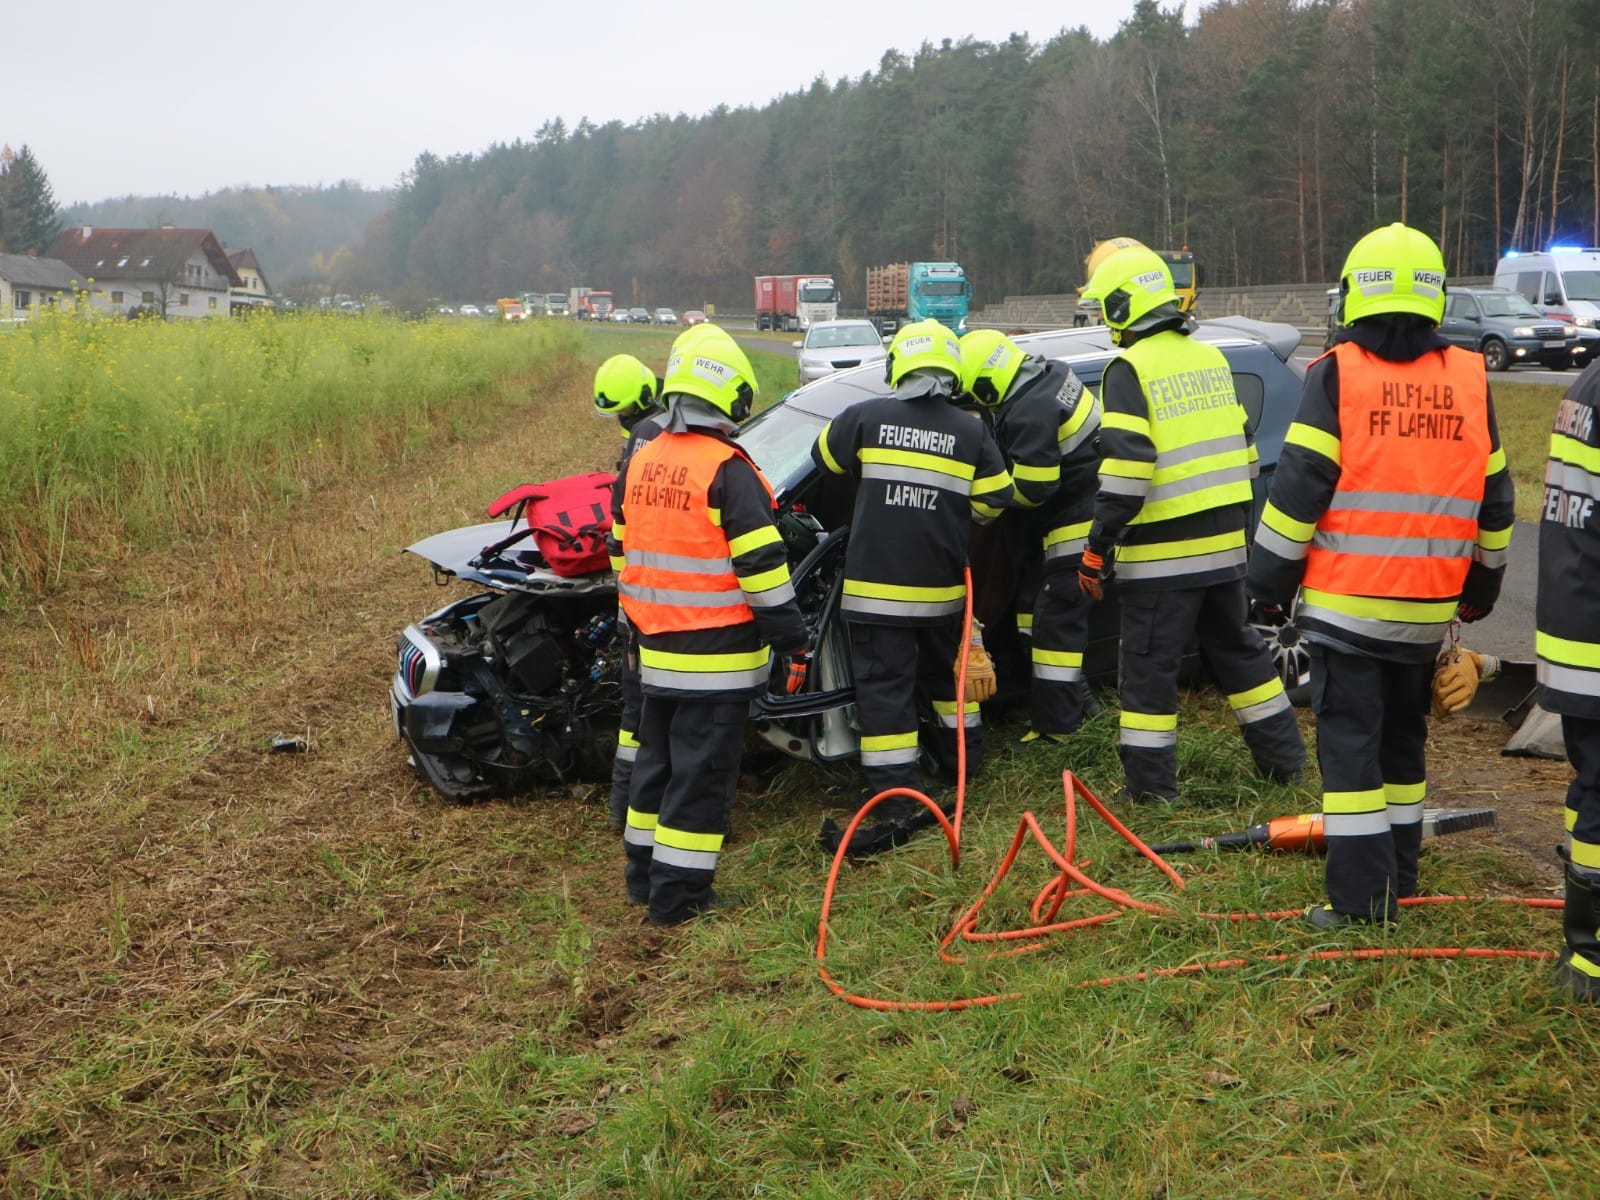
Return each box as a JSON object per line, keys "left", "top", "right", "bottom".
{"left": 0, "top": 145, "right": 63, "bottom": 255}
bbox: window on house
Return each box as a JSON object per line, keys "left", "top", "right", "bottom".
{"left": 208, "top": 297, "right": 218, "bottom": 309}
{"left": 111, "top": 290, "right": 124, "bottom": 304}
{"left": 142, "top": 291, "right": 155, "bottom": 304}
{"left": 140, "top": 257, "right": 152, "bottom": 268}
{"left": 94, "top": 259, "right": 106, "bottom": 268}
{"left": 117, "top": 256, "right": 130, "bottom": 267}
{"left": 14, "top": 290, "right": 31, "bottom": 308}
{"left": 180, "top": 293, "right": 190, "bottom": 306}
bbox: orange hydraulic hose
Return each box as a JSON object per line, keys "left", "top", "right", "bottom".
{"left": 814, "top": 571, "right": 1559, "bottom": 1011}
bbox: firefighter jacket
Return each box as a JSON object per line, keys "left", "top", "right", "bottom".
{"left": 990, "top": 358, "right": 1102, "bottom": 565}
{"left": 613, "top": 429, "right": 808, "bottom": 698}
{"left": 1088, "top": 328, "right": 1259, "bottom": 591}
{"left": 812, "top": 392, "right": 1014, "bottom": 624}
{"left": 1537, "top": 358, "right": 1600, "bottom": 718}
{"left": 614, "top": 406, "right": 666, "bottom": 472}
{"left": 1247, "top": 323, "right": 1514, "bottom": 664}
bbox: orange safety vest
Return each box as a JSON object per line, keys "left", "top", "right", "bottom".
{"left": 617, "top": 431, "right": 770, "bottom": 634}
{"left": 1302, "top": 342, "right": 1490, "bottom": 600}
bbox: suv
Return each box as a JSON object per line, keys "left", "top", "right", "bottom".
{"left": 1439, "top": 287, "right": 1582, "bottom": 371}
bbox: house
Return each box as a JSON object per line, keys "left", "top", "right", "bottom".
{"left": 47, "top": 225, "right": 243, "bottom": 319}
{"left": 226, "top": 247, "right": 272, "bottom": 310}
{"left": 0, "top": 252, "right": 84, "bottom": 321}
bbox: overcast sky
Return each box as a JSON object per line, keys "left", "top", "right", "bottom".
{"left": 12, "top": 0, "right": 1149, "bottom": 207}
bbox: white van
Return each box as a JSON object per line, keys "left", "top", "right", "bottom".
{"left": 1494, "top": 247, "right": 1600, "bottom": 331}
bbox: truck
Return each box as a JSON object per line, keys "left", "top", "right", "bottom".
{"left": 545, "top": 292, "right": 568, "bottom": 317}
{"left": 496, "top": 298, "right": 526, "bottom": 321}
{"left": 753, "top": 273, "right": 840, "bottom": 331}
{"left": 567, "top": 287, "right": 614, "bottom": 321}
{"left": 865, "top": 261, "right": 971, "bottom": 334}
{"left": 519, "top": 291, "right": 547, "bottom": 317}
{"left": 1080, "top": 238, "right": 1199, "bottom": 314}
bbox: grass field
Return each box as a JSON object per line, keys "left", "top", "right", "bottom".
{"left": 0, "top": 323, "right": 1593, "bottom": 1197}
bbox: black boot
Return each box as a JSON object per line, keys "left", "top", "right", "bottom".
{"left": 1555, "top": 864, "right": 1600, "bottom": 1003}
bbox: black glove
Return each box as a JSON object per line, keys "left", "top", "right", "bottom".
{"left": 1457, "top": 602, "right": 1492, "bottom": 623}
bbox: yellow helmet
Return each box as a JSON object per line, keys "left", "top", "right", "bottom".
{"left": 1339, "top": 222, "right": 1447, "bottom": 325}
{"left": 662, "top": 324, "right": 759, "bottom": 421}
{"left": 885, "top": 319, "right": 963, "bottom": 388}
{"left": 1080, "top": 245, "right": 1179, "bottom": 338}
{"left": 592, "top": 353, "right": 659, "bottom": 417}
{"left": 959, "top": 328, "right": 1025, "bottom": 406}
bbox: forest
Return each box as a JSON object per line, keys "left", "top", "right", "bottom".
{"left": 355, "top": 0, "right": 1600, "bottom": 310}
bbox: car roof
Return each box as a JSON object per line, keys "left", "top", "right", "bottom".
{"left": 777, "top": 318, "right": 1302, "bottom": 421}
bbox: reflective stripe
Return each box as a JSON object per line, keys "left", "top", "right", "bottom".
{"left": 1017, "top": 612, "right": 1034, "bottom": 634}
{"left": 639, "top": 647, "right": 769, "bottom": 691}
{"left": 1573, "top": 839, "right": 1600, "bottom": 871}
{"left": 1032, "top": 647, "right": 1083, "bottom": 682}
{"left": 1552, "top": 431, "right": 1600, "bottom": 473}
{"left": 1328, "top": 491, "right": 1481, "bottom": 519}
{"left": 842, "top": 580, "right": 966, "bottom": 620}
{"left": 974, "top": 471, "right": 1013, "bottom": 497}
{"left": 860, "top": 446, "right": 976, "bottom": 480}
{"left": 1228, "top": 679, "right": 1290, "bottom": 725}
{"left": 656, "top": 825, "right": 723, "bottom": 853}
{"left": 620, "top": 582, "right": 749, "bottom": 609}
{"left": 1119, "top": 727, "right": 1177, "bottom": 749}
{"left": 738, "top": 563, "right": 791, "bottom": 594}
{"left": 1486, "top": 446, "right": 1506, "bottom": 475}
{"left": 1477, "top": 524, "right": 1513, "bottom": 551}
{"left": 609, "top": 555, "right": 628, "bottom": 573}
{"left": 1537, "top": 630, "right": 1600, "bottom": 670}
{"left": 1102, "top": 409, "right": 1151, "bottom": 436}
{"left": 1473, "top": 546, "right": 1509, "bottom": 569}
{"left": 816, "top": 423, "right": 847, "bottom": 474}
{"left": 1121, "top": 711, "right": 1177, "bottom": 731}
{"left": 973, "top": 500, "right": 1006, "bottom": 521}
{"left": 745, "top": 580, "right": 797, "bottom": 608}
{"left": 1384, "top": 781, "right": 1426, "bottom": 806}
{"left": 1114, "top": 544, "right": 1248, "bottom": 581}
{"left": 623, "top": 810, "right": 657, "bottom": 848}
{"left": 1322, "top": 810, "right": 1392, "bottom": 837}
{"left": 1323, "top": 787, "right": 1387, "bottom": 814}
{"left": 1388, "top": 801, "right": 1423, "bottom": 826}
{"left": 1143, "top": 460, "right": 1254, "bottom": 510}
{"left": 1544, "top": 458, "right": 1600, "bottom": 501}
{"left": 1253, "top": 524, "right": 1309, "bottom": 562}
{"left": 1299, "top": 589, "right": 1455, "bottom": 645}
{"left": 1537, "top": 659, "right": 1600, "bottom": 699}
{"left": 1261, "top": 502, "right": 1316, "bottom": 543}
{"left": 1311, "top": 531, "right": 1477, "bottom": 560}
{"left": 652, "top": 843, "right": 721, "bottom": 871}
{"left": 1043, "top": 519, "right": 1093, "bottom": 562}
{"left": 860, "top": 731, "right": 921, "bottom": 766}
{"left": 1102, "top": 457, "right": 1156, "bottom": 480}
{"left": 728, "top": 525, "right": 782, "bottom": 556}
{"left": 1285, "top": 420, "right": 1342, "bottom": 465}
{"left": 932, "top": 698, "right": 981, "bottom": 728}
{"left": 1060, "top": 402, "right": 1101, "bottom": 454}
{"left": 1567, "top": 951, "right": 1600, "bottom": 979}
{"left": 1098, "top": 474, "right": 1150, "bottom": 497}
{"left": 1158, "top": 433, "right": 1248, "bottom": 469}
{"left": 630, "top": 548, "right": 734, "bottom": 574}
{"left": 1013, "top": 462, "right": 1060, "bottom": 483}
{"left": 861, "top": 460, "right": 974, "bottom": 494}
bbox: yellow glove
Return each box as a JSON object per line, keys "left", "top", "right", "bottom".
{"left": 1432, "top": 647, "right": 1494, "bottom": 717}
{"left": 959, "top": 628, "right": 997, "bottom": 704}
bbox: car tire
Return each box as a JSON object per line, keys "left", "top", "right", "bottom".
{"left": 1481, "top": 338, "right": 1510, "bottom": 372}
{"left": 1248, "top": 599, "right": 1312, "bottom": 707}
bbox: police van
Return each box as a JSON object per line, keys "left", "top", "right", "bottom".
{"left": 1494, "top": 247, "right": 1600, "bottom": 331}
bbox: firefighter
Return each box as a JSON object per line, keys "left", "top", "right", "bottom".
{"left": 1534, "top": 353, "right": 1600, "bottom": 998}
{"left": 812, "top": 319, "right": 1014, "bottom": 851}
{"left": 593, "top": 353, "right": 667, "bottom": 830}
{"left": 958, "top": 328, "right": 1103, "bottom": 740}
{"left": 1246, "top": 223, "right": 1514, "bottom": 928}
{"left": 611, "top": 326, "right": 810, "bottom": 926}
{"left": 1078, "top": 245, "right": 1305, "bottom": 804}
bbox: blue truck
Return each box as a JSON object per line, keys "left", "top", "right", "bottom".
{"left": 865, "top": 261, "right": 971, "bottom": 334}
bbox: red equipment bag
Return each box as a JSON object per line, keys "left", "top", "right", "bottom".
{"left": 487, "top": 470, "right": 617, "bottom": 577}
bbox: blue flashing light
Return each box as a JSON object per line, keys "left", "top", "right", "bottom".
{"left": 1503, "top": 249, "right": 1520, "bottom": 258}
{"left": 1550, "top": 245, "right": 1583, "bottom": 253}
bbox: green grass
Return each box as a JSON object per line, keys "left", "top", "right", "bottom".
{"left": 1493, "top": 379, "right": 1567, "bottom": 523}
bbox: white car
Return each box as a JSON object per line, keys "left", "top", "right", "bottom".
{"left": 794, "top": 319, "right": 889, "bottom": 385}
{"left": 654, "top": 307, "right": 677, "bottom": 325}
{"left": 458, "top": 304, "right": 481, "bottom": 317}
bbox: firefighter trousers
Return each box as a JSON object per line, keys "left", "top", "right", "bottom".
{"left": 1020, "top": 558, "right": 1096, "bottom": 734}
{"left": 623, "top": 693, "right": 747, "bottom": 926}
{"left": 1560, "top": 716, "right": 1600, "bottom": 982}
{"left": 1116, "top": 579, "right": 1304, "bottom": 802}
{"left": 607, "top": 632, "right": 642, "bottom": 829}
{"left": 1309, "top": 644, "right": 1430, "bottom": 922}
{"left": 848, "top": 618, "right": 982, "bottom": 800}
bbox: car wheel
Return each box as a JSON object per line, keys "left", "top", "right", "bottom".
{"left": 1481, "top": 338, "right": 1510, "bottom": 372}
{"left": 1249, "top": 599, "right": 1312, "bottom": 707}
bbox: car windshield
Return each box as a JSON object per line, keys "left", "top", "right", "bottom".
{"left": 1564, "top": 269, "right": 1600, "bottom": 302}
{"left": 799, "top": 284, "right": 838, "bottom": 303}
{"left": 806, "top": 325, "right": 879, "bottom": 349}
{"left": 1477, "top": 292, "right": 1542, "bottom": 318}
{"left": 916, "top": 281, "right": 967, "bottom": 296}
{"left": 736, "top": 402, "right": 827, "bottom": 496}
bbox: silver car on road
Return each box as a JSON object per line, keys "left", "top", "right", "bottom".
{"left": 794, "top": 319, "right": 889, "bottom": 385}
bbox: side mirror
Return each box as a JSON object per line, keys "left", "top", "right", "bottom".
{"left": 1464, "top": 313, "right": 1480, "bottom": 322}
{"left": 792, "top": 341, "right": 802, "bottom": 348}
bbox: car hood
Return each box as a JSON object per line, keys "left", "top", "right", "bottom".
{"left": 404, "top": 521, "right": 615, "bottom": 593}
